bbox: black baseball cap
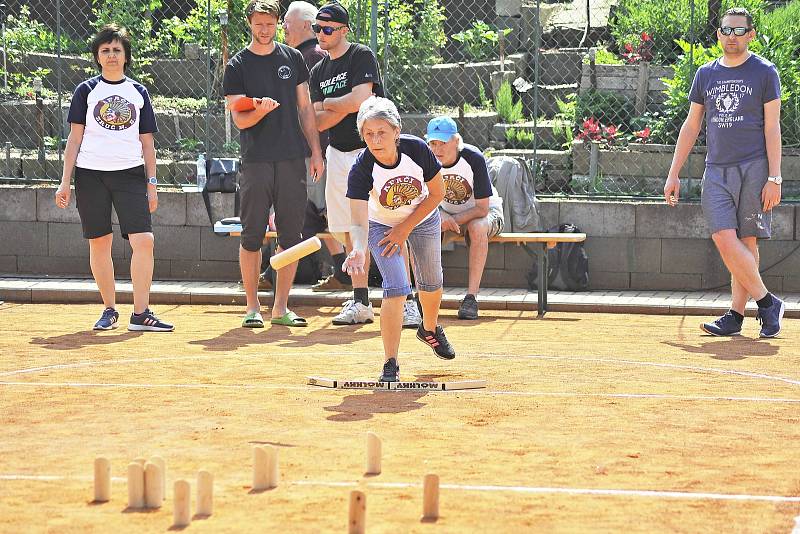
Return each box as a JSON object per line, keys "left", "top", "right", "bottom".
{"left": 316, "top": 3, "right": 349, "bottom": 25}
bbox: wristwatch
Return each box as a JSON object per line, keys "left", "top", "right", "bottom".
{"left": 767, "top": 175, "right": 782, "bottom": 185}
{"left": 147, "top": 176, "right": 158, "bottom": 186}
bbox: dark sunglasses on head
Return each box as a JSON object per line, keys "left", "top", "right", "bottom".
{"left": 719, "top": 26, "right": 751, "bottom": 36}
{"left": 312, "top": 23, "right": 345, "bottom": 35}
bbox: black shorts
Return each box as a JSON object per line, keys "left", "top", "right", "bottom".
{"left": 74, "top": 166, "right": 151, "bottom": 240}
{"left": 239, "top": 158, "right": 307, "bottom": 252}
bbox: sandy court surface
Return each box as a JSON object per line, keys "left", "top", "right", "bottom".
{"left": 0, "top": 302, "right": 799, "bottom": 533}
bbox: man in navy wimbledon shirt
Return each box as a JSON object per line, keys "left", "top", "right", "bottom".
{"left": 664, "top": 7, "right": 784, "bottom": 338}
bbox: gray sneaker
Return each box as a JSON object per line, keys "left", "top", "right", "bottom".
{"left": 457, "top": 294, "right": 479, "bottom": 320}
{"left": 332, "top": 299, "right": 375, "bottom": 325}
{"left": 402, "top": 299, "right": 422, "bottom": 329}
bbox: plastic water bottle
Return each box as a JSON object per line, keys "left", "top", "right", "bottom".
{"left": 196, "top": 153, "right": 207, "bottom": 191}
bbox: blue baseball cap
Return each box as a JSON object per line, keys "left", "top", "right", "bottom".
{"left": 426, "top": 116, "right": 458, "bottom": 142}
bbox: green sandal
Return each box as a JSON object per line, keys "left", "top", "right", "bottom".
{"left": 242, "top": 311, "right": 264, "bottom": 328}
{"left": 270, "top": 310, "right": 308, "bottom": 327}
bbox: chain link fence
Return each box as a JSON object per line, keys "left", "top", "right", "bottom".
{"left": 1, "top": 0, "right": 798, "bottom": 199}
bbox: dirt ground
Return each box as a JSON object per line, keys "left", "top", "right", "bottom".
{"left": 1, "top": 302, "right": 799, "bottom": 533}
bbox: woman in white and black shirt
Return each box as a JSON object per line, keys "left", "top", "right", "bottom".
{"left": 344, "top": 97, "right": 455, "bottom": 382}
{"left": 55, "top": 24, "right": 173, "bottom": 332}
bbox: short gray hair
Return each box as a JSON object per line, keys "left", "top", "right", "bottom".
{"left": 357, "top": 96, "right": 401, "bottom": 138}
{"left": 285, "top": 1, "right": 317, "bottom": 22}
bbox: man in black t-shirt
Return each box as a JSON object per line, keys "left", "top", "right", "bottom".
{"left": 308, "top": 2, "right": 386, "bottom": 326}
{"left": 223, "top": 0, "right": 324, "bottom": 329}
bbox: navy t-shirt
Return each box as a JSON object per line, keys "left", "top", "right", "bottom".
{"left": 689, "top": 54, "right": 781, "bottom": 166}
{"left": 223, "top": 43, "right": 311, "bottom": 163}
{"left": 347, "top": 134, "right": 441, "bottom": 227}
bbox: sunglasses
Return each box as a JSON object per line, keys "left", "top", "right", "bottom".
{"left": 719, "top": 26, "right": 751, "bottom": 36}
{"left": 312, "top": 23, "right": 346, "bottom": 35}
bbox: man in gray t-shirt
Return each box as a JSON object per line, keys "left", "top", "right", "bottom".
{"left": 664, "top": 7, "right": 784, "bottom": 338}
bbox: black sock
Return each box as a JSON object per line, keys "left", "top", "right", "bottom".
{"left": 354, "top": 287, "right": 369, "bottom": 306}
{"left": 756, "top": 293, "right": 773, "bottom": 309}
{"left": 730, "top": 310, "right": 744, "bottom": 323}
{"left": 406, "top": 294, "right": 415, "bottom": 301}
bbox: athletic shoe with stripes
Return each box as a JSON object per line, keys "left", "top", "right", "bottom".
{"left": 93, "top": 307, "right": 119, "bottom": 331}
{"left": 416, "top": 324, "right": 456, "bottom": 360}
{"left": 128, "top": 308, "right": 174, "bottom": 332}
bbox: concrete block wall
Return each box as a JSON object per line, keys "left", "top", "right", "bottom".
{"left": 1, "top": 186, "right": 798, "bottom": 292}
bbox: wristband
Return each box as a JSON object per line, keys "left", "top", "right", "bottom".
{"left": 147, "top": 176, "right": 158, "bottom": 186}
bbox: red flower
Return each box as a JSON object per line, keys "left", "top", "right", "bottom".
{"left": 603, "top": 124, "right": 619, "bottom": 138}
{"left": 640, "top": 31, "right": 651, "bottom": 42}
{"left": 633, "top": 126, "right": 652, "bottom": 143}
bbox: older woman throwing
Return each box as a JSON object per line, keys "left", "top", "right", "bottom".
{"left": 343, "top": 97, "right": 455, "bottom": 382}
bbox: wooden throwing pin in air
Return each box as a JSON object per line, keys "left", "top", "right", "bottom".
{"left": 269, "top": 236, "right": 322, "bottom": 270}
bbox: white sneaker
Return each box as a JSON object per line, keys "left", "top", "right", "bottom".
{"left": 402, "top": 299, "right": 422, "bottom": 329}
{"left": 332, "top": 299, "right": 375, "bottom": 325}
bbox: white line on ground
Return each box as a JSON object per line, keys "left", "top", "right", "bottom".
{"left": 293, "top": 480, "right": 800, "bottom": 502}
{"left": 0, "top": 381, "right": 798, "bottom": 403}
{"left": 1, "top": 353, "right": 797, "bottom": 390}
{"left": 3, "top": 473, "right": 798, "bottom": 503}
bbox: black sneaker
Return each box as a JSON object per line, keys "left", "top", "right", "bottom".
{"left": 701, "top": 311, "right": 742, "bottom": 336}
{"left": 757, "top": 296, "right": 785, "bottom": 338}
{"left": 379, "top": 358, "right": 400, "bottom": 382}
{"left": 457, "top": 294, "right": 479, "bottom": 320}
{"left": 93, "top": 307, "right": 119, "bottom": 331}
{"left": 416, "top": 325, "right": 456, "bottom": 360}
{"left": 128, "top": 308, "right": 174, "bottom": 332}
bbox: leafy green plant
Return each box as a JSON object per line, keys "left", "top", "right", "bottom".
{"left": 553, "top": 93, "right": 577, "bottom": 148}
{"left": 0, "top": 68, "right": 53, "bottom": 98}
{"left": 505, "top": 127, "right": 534, "bottom": 148}
{"left": 585, "top": 46, "right": 624, "bottom": 65}
{"left": 451, "top": 20, "right": 511, "bottom": 62}
{"left": 3, "top": 5, "right": 84, "bottom": 56}
{"left": 494, "top": 80, "right": 524, "bottom": 123}
{"left": 176, "top": 137, "right": 203, "bottom": 153}
{"left": 476, "top": 76, "right": 493, "bottom": 109}
{"left": 221, "top": 140, "right": 240, "bottom": 155}
{"left": 575, "top": 89, "right": 634, "bottom": 132}
{"left": 340, "top": 0, "right": 446, "bottom": 113}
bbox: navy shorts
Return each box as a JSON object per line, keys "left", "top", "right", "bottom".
{"left": 700, "top": 157, "right": 771, "bottom": 239}
{"left": 74, "top": 165, "right": 151, "bottom": 240}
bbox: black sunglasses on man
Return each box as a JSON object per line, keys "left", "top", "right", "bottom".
{"left": 719, "top": 26, "right": 751, "bottom": 36}
{"left": 312, "top": 23, "right": 346, "bottom": 35}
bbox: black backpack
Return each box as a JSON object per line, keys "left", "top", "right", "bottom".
{"left": 528, "top": 223, "right": 589, "bottom": 291}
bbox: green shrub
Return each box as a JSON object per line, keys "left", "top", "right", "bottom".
{"left": 495, "top": 80, "right": 524, "bottom": 123}
{"left": 3, "top": 5, "right": 84, "bottom": 56}
{"left": 609, "top": 0, "right": 766, "bottom": 64}
{"left": 339, "top": 0, "right": 446, "bottom": 113}
{"left": 451, "top": 20, "right": 511, "bottom": 62}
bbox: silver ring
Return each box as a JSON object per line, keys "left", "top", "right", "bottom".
{"left": 393, "top": 243, "right": 399, "bottom": 247}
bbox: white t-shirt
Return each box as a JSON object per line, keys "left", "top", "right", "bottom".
{"left": 67, "top": 76, "right": 158, "bottom": 171}
{"left": 347, "top": 135, "right": 442, "bottom": 227}
{"left": 440, "top": 144, "right": 502, "bottom": 214}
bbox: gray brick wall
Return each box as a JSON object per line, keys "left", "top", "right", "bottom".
{"left": 1, "top": 185, "right": 798, "bottom": 292}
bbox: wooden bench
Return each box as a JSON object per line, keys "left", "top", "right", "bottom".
{"left": 213, "top": 219, "right": 585, "bottom": 317}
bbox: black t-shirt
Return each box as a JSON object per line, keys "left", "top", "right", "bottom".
{"left": 309, "top": 43, "right": 384, "bottom": 152}
{"left": 223, "top": 43, "right": 310, "bottom": 163}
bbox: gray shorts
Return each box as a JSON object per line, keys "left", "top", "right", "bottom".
{"left": 700, "top": 157, "right": 771, "bottom": 239}
{"left": 463, "top": 206, "right": 505, "bottom": 246}
{"left": 239, "top": 158, "right": 307, "bottom": 252}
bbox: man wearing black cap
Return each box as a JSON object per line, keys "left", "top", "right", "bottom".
{"left": 309, "top": 2, "right": 387, "bottom": 326}
{"left": 223, "top": 0, "right": 324, "bottom": 329}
